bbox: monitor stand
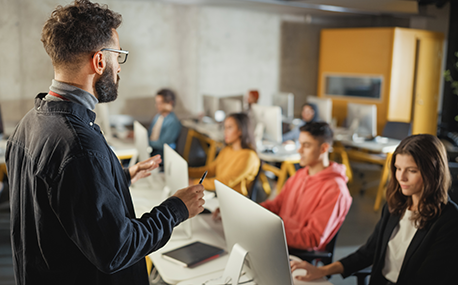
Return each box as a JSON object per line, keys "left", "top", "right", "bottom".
{"left": 205, "top": 243, "right": 248, "bottom": 285}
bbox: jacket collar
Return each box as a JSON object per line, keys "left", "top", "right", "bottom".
{"left": 35, "top": 93, "right": 97, "bottom": 126}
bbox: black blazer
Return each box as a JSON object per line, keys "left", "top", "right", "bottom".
{"left": 339, "top": 200, "right": 458, "bottom": 285}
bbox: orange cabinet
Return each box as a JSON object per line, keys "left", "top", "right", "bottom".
{"left": 318, "top": 27, "right": 444, "bottom": 135}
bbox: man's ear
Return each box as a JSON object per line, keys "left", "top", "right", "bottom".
{"left": 92, "top": 51, "right": 106, "bottom": 75}
{"left": 320, "top": 142, "right": 330, "bottom": 154}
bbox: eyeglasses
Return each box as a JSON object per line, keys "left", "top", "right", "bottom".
{"left": 100, "top": 48, "right": 129, "bottom": 64}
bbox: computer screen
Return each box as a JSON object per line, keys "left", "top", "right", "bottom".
{"left": 215, "top": 181, "right": 293, "bottom": 285}
{"left": 133, "top": 121, "right": 151, "bottom": 163}
{"left": 202, "top": 95, "right": 220, "bottom": 120}
{"left": 251, "top": 104, "right": 282, "bottom": 144}
{"left": 307, "top": 96, "right": 333, "bottom": 124}
{"left": 346, "top": 103, "right": 377, "bottom": 138}
{"left": 163, "top": 143, "right": 192, "bottom": 239}
{"left": 163, "top": 143, "right": 189, "bottom": 197}
{"left": 272, "top": 93, "right": 294, "bottom": 120}
{"left": 219, "top": 98, "right": 243, "bottom": 116}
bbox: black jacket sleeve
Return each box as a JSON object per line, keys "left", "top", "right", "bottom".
{"left": 50, "top": 153, "right": 188, "bottom": 274}
{"left": 339, "top": 204, "right": 390, "bottom": 278}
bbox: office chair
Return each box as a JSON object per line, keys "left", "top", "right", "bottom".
{"left": 247, "top": 160, "right": 267, "bottom": 203}
{"left": 352, "top": 266, "right": 372, "bottom": 285}
{"left": 288, "top": 230, "right": 340, "bottom": 267}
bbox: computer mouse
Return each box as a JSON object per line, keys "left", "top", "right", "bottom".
{"left": 292, "top": 268, "right": 307, "bottom": 278}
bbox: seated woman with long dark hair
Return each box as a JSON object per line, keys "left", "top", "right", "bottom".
{"left": 189, "top": 113, "right": 260, "bottom": 195}
{"left": 291, "top": 134, "right": 458, "bottom": 285}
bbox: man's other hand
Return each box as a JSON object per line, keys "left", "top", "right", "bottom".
{"left": 129, "top": 155, "right": 162, "bottom": 184}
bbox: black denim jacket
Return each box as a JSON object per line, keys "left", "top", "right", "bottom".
{"left": 6, "top": 94, "right": 188, "bottom": 285}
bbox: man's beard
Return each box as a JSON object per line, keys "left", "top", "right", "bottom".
{"left": 95, "top": 64, "right": 120, "bottom": 103}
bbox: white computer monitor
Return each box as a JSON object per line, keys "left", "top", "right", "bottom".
{"left": 133, "top": 121, "right": 152, "bottom": 163}
{"left": 346, "top": 103, "right": 377, "bottom": 139}
{"left": 163, "top": 143, "right": 188, "bottom": 198}
{"left": 251, "top": 104, "right": 282, "bottom": 144}
{"left": 307, "top": 96, "right": 333, "bottom": 124}
{"left": 219, "top": 98, "right": 243, "bottom": 115}
{"left": 203, "top": 95, "right": 220, "bottom": 121}
{"left": 215, "top": 181, "right": 293, "bottom": 285}
{"left": 163, "top": 144, "right": 192, "bottom": 239}
{"left": 272, "top": 93, "right": 294, "bottom": 120}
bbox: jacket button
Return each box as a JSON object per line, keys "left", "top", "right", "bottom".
{"left": 89, "top": 122, "right": 93, "bottom": 126}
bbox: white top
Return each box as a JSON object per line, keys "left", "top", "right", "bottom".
{"left": 382, "top": 209, "right": 417, "bottom": 282}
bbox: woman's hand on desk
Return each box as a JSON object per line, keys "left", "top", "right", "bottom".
{"left": 290, "top": 260, "right": 343, "bottom": 281}
{"left": 129, "top": 155, "right": 162, "bottom": 184}
{"left": 173, "top": 184, "right": 205, "bottom": 218}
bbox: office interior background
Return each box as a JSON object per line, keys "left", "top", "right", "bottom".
{"left": 1, "top": 0, "right": 457, "bottom": 284}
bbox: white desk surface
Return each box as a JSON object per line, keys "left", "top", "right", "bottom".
{"left": 130, "top": 176, "right": 333, "bottom": 285}
{"left": 181, "top": 119, "right": 224, "bottom": 142}
{"left": 258, "top": 144, "right": 300, "bottom": 163}
{"left": 107, "top": 137, "right": 138, "bottom": 159}
{"left": 339, "top": 137, "right": 401, "bottom": 153}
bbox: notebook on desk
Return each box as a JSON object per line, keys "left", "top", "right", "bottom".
{"left": 162, "top": 241, "right": 225, "bottom": 268}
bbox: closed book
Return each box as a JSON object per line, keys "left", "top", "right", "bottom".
{"left": 161, "top": 241, "right": 225, "bottom": 268}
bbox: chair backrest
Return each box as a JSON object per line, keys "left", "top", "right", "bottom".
{"left": 248, "top": 160, "right": 264, "bottom": 202}
{"left": 382, "top": 121, "right": 411, "bottom": 140}
{"left": 324, "top": 229, "right": 340, "bottom": 255}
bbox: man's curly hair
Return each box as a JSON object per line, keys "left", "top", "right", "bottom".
{"left": 41, "top": 0, "right": 122, "bottom": 67}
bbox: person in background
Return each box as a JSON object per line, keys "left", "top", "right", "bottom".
{"left": 283, "top": 102, "right": 318, "bottom": 144}
{"left": 189, "top": 113, "right": 260, "bottom": 195}
{"left": 260, "top": 122, "right": 352, "bottom": 251}
{"left": 5, "top": 1, "right": 204, "bottom": 284}
{"left": 246, "top": 90, "right": 259, "bottom": 110}
{"left": 291, "top": 134, "right": 458, "bottom": 285}
{"left": 148, "top": 88, "right": 182, "bottom": 157}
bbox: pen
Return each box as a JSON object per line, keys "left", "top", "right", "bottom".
{"left": 199, "top": 171, "right": 208, "bottom": 184}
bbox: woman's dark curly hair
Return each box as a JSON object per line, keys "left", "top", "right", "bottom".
{"left": 41, "top": 0, "right": 122, "bottom": 67}
{"left": 386, "top": 134, "right": 450, "bottom": 229}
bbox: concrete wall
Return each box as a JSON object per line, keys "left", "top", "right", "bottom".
{"left": 0, "top": 0, "right": 281, "bottom": 128}
{"left": 0, "top": 0, "right": 450, "bottom": 129}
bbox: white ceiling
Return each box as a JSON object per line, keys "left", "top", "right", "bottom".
{"left": 151, "top": 0, "right": 420, "bottom": 16}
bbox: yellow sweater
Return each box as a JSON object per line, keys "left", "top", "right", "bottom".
{"left": 188, "top": 147, "right": 260, "bottom": 195}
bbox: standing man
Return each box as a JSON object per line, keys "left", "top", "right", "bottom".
{"left": 5, "top": 1, "right": 204, "bottom": 285}
{"left": 261, "top": 122, "right": 352, "bottom": 251}
{"left": 148, "top": 88, "right": 182, "bottom": 158}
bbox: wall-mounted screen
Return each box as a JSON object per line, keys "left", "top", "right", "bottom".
{"left": 324, "top": 74, "right": 382, "bottom": 99}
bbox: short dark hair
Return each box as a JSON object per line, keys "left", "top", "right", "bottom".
{"left": 226, "top": 113, "right": 256, "bottom": 151}
{"left": 41, "top": 0, "right": 122, "bottom": 67}
{"left": 386, "top": 134, "right": 450, "bottom": 229}
{"left": 156, "top": 89, "right": 176, "bottom": 107}
{"left": 299, "top": 122, "right": 333, "bottom": 145}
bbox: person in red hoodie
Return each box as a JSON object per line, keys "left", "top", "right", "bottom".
{"left": 261, "top": 122, "right": 352, "bottom": 251}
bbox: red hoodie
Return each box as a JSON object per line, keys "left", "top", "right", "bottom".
{"left": 261, "top": 161, "right": 352, "bottom": 251}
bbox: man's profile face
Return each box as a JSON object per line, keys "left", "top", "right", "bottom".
{"left": 95, "top": 29, "right": 121, "bottom": 103}
{"left": 297, "top": 131, "right": 325, "bottom": 168}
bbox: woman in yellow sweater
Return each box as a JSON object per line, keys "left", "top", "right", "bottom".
{"left": 189, "top": 113, "right": 260, "bottom": 195}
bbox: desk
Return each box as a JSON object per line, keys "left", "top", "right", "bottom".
{"left": 130, "top": 177, "right": 228, "bottom": 284}
{"left": 258, "top": 145, "right": 300, "bottom": 194}
{"left": 107, "top": 137, "right": 138, "bottom": 161}
{"left": 339, "top": 137, "right": 400, "bottom": 211}
{"left": 181, "top": 119, "right": 225, "bottom": 165}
